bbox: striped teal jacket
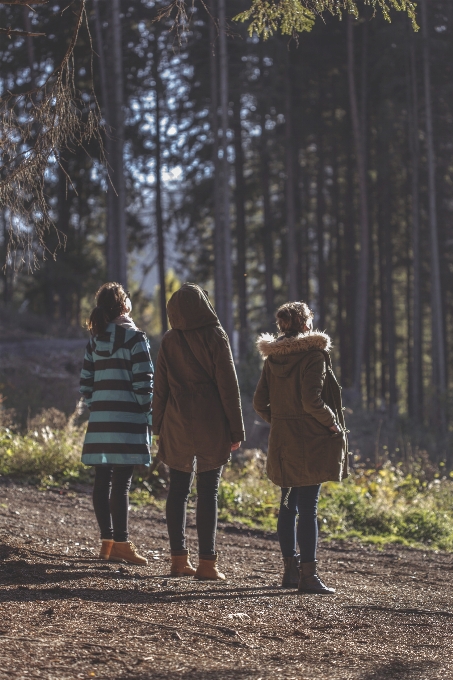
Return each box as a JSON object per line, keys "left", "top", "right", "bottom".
{"left": 79, "top": 323, "right": 153, "bottom": 466}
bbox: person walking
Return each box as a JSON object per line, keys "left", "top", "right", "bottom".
{"left": 153, "top": 283, "right": 245, "bottom": 580}
{"left": 80, "top": 282, "right": 153, "bottom": 565}
{"left": 253, "top": 301, "right": 348, "bottom": 594}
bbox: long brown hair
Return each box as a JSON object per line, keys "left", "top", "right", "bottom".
{"left": 88, "top": 283, "right": 129, "bottom": 336}
{"left": 276, "top": 301, "right": 314, "bottom": 335}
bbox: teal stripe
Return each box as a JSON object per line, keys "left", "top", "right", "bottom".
{"left": 90, "top": 391, "right": 138, "bottom": 402}
{"left": 82, "top": 453, "right": 150, "bottom": 466}
{"left": 88, "top": 411, "right": 148, "bottom": 423}
{"left": 94, "top": 369, "right": 131, "bottom": 379}
{"left": 84, "top": 432, "right": 148, "bottom": 444}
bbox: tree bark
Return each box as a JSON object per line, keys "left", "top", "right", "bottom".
{"left": 93, "top": 0, "right": 115, "bottom": 283}
{"left": 259, "top": 45, "right": 274, "bottom": 325}
{"left": 347, "top": 14, "right": 370, "bottom": 402}
{"left": 232, "top": 95, "right": 247, "bottom": 360}
{"left": 217, "top": 0, "right": 233, "bottom": 340}
{"left": 407, "top": 28, "right": 423, "bottom": 422}
{"left": 208, "top": 0, "right": 224, "bottom": 321}
{"left": 107, "top": 0, "right": 127, "bottom": 287}
{"left": 285, "top": 48, "right": 297, "bottom": 301}
{"left": 421, "top": 0, "right": 447, "bottom": 431}
{"left": 152, "top": 39, "right": 167, "bottom": 334}
{"left": 316, "top": 84, "right": 325, "bottom": 328}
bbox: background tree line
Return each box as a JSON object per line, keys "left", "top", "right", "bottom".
{"left": 1, "top": 1, "right": 453, "bottom": 456}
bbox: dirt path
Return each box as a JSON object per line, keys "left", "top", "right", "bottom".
{"left": 0, "top": 483, "right": 451, "bottom": 679}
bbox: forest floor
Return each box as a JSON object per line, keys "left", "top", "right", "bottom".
{"left": 0, "top": 483, "right": 451, "bottom": 679}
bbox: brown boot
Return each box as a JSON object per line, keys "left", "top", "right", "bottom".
{"left": 298, "top": 561, "right": 335, "bottom": 594}
{"left": 194, "top": 554, "right": 225, "bottom": 581}
{"left": 109, "top": 541, "right": 148, "bottom": 566}
{"left": 282, "top": 556, "right": 300, "bottom": 588}
{"left": 99, "top": 539, "right": 114, "bottom": 560}
{"left": 170, "top": 552, "right": 196, "bottom": 577}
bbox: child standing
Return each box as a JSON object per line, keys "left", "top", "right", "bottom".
{"left": 80, "top": 283, "right": 153, "bottom": 565}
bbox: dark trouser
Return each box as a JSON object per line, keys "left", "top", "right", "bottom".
{"left": 277, "top": 485, "right": 321, "bottom": 563}
{"left": 166, "top": 466, "right": 223, "bottom": 556}
{"left": 92, "top": 465, "right": 135, "bottom": 542}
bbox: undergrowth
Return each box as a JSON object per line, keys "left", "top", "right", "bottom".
{"left": 1, "top": 411, "right": 452, "bottom": 551}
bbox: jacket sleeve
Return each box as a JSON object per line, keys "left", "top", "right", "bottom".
{"left": 212, "top": 329, "right": 245, "bottom": 442}
{"left": 301, "top": 352, "right": 337, "bottom": 427}
{"left": 253, "top": 366, "right": 271, "bottom": 424}
{"left": 79, "top": 341, "right": 94, "bottom": 408}
{"left": 151, "top": 344, "right": 169, "bottom": 436}
{"left": 131, "top": 334, "right": 154, "bottom": 414}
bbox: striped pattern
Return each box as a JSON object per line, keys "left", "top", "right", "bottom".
{"left": 80, "top": 323, "right": 153, "bottom": 466}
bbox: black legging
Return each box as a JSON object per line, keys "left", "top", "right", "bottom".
{"left": 92, "top": 465, "right": 134, "bottom": 542}
{"left": 166, "top": 467, "right": 223, "bottom": 556}
{"left": 277, "top": 485, "right": 321, "bottom": 563}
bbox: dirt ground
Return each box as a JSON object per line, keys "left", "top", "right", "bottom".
{"left": 0, "top": 482, "right": 451, "bottom": 680}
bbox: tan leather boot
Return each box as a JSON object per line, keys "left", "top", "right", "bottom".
{"left": 99, "top": 539, "right": 114, "bottom": 560}
{"left": 170, "top": 553, "right": 196, "bottom": 577}
{"left": 109, "top": 541, "right": 148, "bottom": 566}
{"left": 194, "top": 554, "right": 225, "bottom": 581}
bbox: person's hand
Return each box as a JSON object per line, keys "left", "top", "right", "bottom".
{"left": 231, "top": 442, "right": 241, "bottom": 451}
{"left": 329, "top": 424, "right": 341, "bottom": 433}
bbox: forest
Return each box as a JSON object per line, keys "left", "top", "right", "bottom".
{"left": 0, "top": 4, "right": 452, "bottom": 678}
{"left": 1, "top": 0, "right": 452, "bottom": 456}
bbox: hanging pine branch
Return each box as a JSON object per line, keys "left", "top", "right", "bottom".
{"left": 234, "top": 1, "right": 418, "bottom": 38}
{"left": 0, "top": 0, "right": 104, "bottom": 269}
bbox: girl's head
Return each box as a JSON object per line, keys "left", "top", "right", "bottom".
{"left": 88, "top": 283, "right": 131, "bottom": 336}
{"left": 276, "top": 301, "right": 314, "bottom": 336}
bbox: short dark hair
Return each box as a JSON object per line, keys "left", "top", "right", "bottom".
{"left": 276, "top": 301, "right": 314, "bottom": 335}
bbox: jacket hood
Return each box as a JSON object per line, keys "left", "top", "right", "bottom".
{"left": 256, "top": 331, "right": 332, "bottom": 378}
{"left": 167, "top": 283, "right": 219, "bottom": 331}
{"left": 256, "top": 331, "right": 332, "bottom": 358}
{"left": 91, "top": 322, "right": 123, "bottom": 357}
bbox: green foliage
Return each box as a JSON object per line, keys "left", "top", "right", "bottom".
{"left": 1, "top": 410, "right": 452, "bottom": 550}
{"left": 0, "top": 421, "right": 88, "bottom": 485}
{"left": 234, "top": 0, "right": 418, "bottom": 38}
{"left": 217, "top": 455, "right": 453, "bottom": 550}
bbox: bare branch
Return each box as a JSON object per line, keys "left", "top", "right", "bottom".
{"left": 0, "top": 26, "right": 45, "bottom": 36}
{"left": 0, "top": 0, "right": 105, "bottom": 269}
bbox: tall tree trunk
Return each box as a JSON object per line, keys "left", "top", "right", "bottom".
{"left": 407, "top": 28, "right": 423, "bottom": 422}
{"left": 285, "top": 49, "right": 297, "bottom": 300}
{"left": 217, "top": 0, "right": 233, "bottom": 340}
{"left": 93, "top": 0, "right": 115, "bottom": 280}
{"left": 152, "top": 39, "right": 167, "bottom": 334}
{"left": 107, "top": 0, "right": 127, "bottom": 286}
{"left": 316, "top": 84, "right": 325, "bottom": 328}
{"left": 208, "top": 0, "right": 223, "bottom": 319}
{"left": 1, "top": 213, "right": 10, "bottom": 305}
{"left": 232, "top": 96, "right": 247, "bottom": 359}
{"left": 347, "top": 14, "right": 370, "bottom": 402}
{"left": 421, "top": 0, "right": 447, "bottom": 432}
{"left": 377, "top": 141, "right": 398, "bottom": 416}
{"left": 259, "top": 45, "right": 274, "bottom": 325}
{"left": 343, "top": 147, "right": 356, "bottom": 389}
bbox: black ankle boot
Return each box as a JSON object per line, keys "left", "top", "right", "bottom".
{"left": 282, "top": 556, "right": 300, "bottom": 588}
{"left": 298, "top": 560, "right": 335, "bottom": 594}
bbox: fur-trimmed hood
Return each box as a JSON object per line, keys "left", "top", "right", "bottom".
{"left": 256, "top": 331, "right": 332, "bottom": 359}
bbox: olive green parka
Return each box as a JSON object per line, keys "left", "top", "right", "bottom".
{"left": 153, "top": 284, "right": 245, "bottom": 473}
{"left": 253, "top": 331, "right": 348, "bottom": 487}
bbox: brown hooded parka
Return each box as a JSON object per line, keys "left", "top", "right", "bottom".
{"left": 153, "top": 284, "right": 245, "bottom": 473}
{"left": 253, "top": 331, "right": 348, "bottom": 487}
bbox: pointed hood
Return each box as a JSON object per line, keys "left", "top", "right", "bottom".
{"left": 256, "top": 331, "right": 332, "bottom": 378}
{"left": 167, "top": 283, "right": 219, "bottom": 331}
